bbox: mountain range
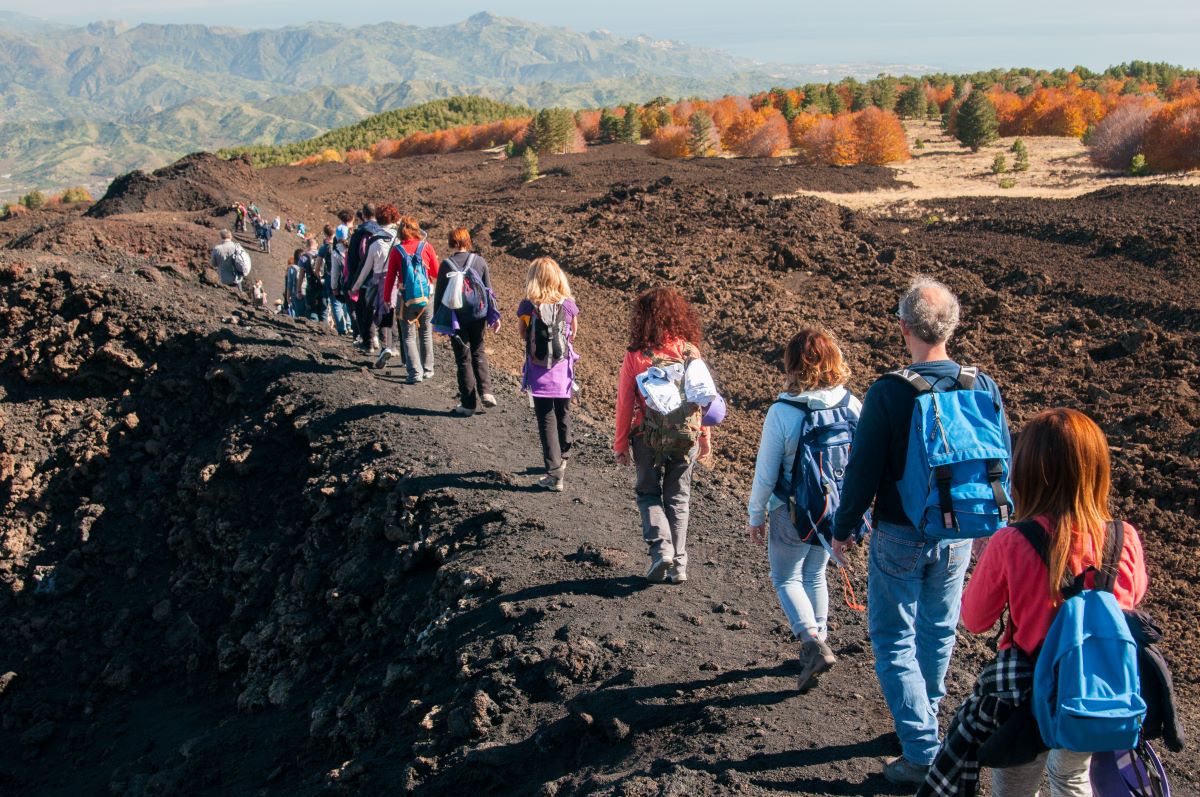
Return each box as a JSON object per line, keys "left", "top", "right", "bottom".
{"left": 0, "top": 12, "right": 934, "bottom": 198}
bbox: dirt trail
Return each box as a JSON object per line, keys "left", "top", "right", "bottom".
{"left": 1, "top": 144, "right": 1198, "bottom": 795}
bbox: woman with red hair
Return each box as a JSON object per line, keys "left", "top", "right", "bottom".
{"left": 615, "top": 287, "right": 713, "bottom": 585}
{"left": 939, "top": 408, "right": 1148, "bottom": 796}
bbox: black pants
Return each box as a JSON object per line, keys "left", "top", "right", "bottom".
{"left": 450, "top": 318, "right": 493, "bottom": 409}
{"left": 354, "top": 292, "right": 374, "bottom": 343}
{"left": 533, "top": 397, "right": 571, "bottom": 475}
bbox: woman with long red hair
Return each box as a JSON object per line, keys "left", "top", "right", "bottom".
{"left": 615, "top": 287, "right": 715, "bottom": 585}
{"left": 954, "top": 408, "right": 1148, "bottom": 796}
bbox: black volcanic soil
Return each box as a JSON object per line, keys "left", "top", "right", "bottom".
{"left": 0, "top": 144, "right": 1197, "bottom": 796}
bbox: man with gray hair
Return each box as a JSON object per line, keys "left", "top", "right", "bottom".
{"left": 211, "top": 229, "right": 249, "bottom": 291}
{"left": 831, "top": 277, "right": 1011, "bottom": 785}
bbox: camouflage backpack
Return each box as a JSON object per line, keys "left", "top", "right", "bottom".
{"left": 637, "top": 345, "right": 703, "bottom": 464}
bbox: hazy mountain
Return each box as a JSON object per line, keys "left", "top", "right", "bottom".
{"left": 0, "top": 12, "right": 931, "bottom": 198}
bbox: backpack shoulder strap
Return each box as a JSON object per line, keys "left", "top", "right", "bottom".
{"left": 957, "top": 365, "right": 979, "bottom": 390}
{"left": 1013, "top": 519, "right": 1050, "bottom": 568}
{"left": 773, "top": 397, "right": 814, "bottom": 414}
{"left": 1095, "top": 520, "right": 1125, "bottom": 594}
{"left": 463, "top": 253, "right": 476, "bottom": 274}
{"left": 885, "top": 368, "right": 934, "bottom": 393}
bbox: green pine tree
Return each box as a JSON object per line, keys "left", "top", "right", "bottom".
{"left": 598, "top": 108, "right": 621, "bottom": 144}
{"left": 619, "top": 104, "right": 641, "bottom": 143}
{"left": 781, "top": 95, "right": 798, "bottom": 122}
{"left": 851, "top": 83, "right": 873, "bottom": 111}
{"left": 896, "top": 83, "right": 927, "bottom": 119}
{"left": 522, "top": 148, "right": 539, "bottom": 182}
{"left": 829, "top": 86, "right": 846, "bottom": 114}
{"left": 20, "top": 190, "right": 45, "bottom": 210}
{"left": 955, "top": 90, "right": 998, "bottom": 151}
{"left": 688, "top": 111, "right": 717, "bottom": 157}
{"left": 527, "top": 108, "right": 578, "bottom": 155}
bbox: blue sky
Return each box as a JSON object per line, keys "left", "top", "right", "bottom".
{"left": 4, "top": 0, "right": 1198, "bottom": 71}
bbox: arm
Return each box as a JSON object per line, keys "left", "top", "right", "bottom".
{"left": 211, "top": 247, "right": 220, "bottom": 269}
{"left": 477, "top": 256, "right": 493, "bottom": 291}
{"left": 1118, "top": 522, "right": 1148, "bottom": 608}
{"left": 961, "top": 534, "right": 1011, "bottom": 633}
{"left": 614, "top": 350, "right": 638, "bottom": 455}
{"left": 433, "top": 264, "right": 449, "bottom": 315}
{"left": 423, "top": 244, "right": 440, "bottom": 281}
{"left": 747, "top": 407, "right": 786, "bottom": 526}
{"left": 831, "top": 381, "right": 893, "bottom": 542}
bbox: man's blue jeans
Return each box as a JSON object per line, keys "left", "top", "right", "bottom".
{"left": 867, "top": 521, "right": 971, "bottom": 765}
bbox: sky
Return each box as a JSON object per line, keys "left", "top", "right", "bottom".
{"left": 3, "top": 0, "right": 1199, "bottom": 72}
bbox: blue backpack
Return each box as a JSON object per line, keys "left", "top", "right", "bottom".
{"left": 1016, "top": 520, "right": 1146, "bottom": 753}
{"left": 397, "top": 241, "right": 432, "bottom": 311}
{"left": 888, "top": 366, "right": 1012, "bottom": 539}
{"left": 772, "top": 394, "right": 871, "bottom": 547}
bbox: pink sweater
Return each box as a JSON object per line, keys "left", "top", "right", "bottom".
{"left": 962, "top": 516, "right": 1148, "bottom": 655}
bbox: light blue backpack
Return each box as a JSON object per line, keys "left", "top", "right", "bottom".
{"left": 888, "top": 366, "right": 1012, "bottom": 539}
{"left": 1018, "top": 520, "right": 1146, "bottom": 752}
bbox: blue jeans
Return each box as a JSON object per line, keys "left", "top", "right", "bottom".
{"left": 767, "top": 506, "right": 830, "bottom": 643}
{"left": 868, "top": 521, "right": 970, "bottom": 765}
{"left": 329, "top": 297, "right": 353, "bottom": 334}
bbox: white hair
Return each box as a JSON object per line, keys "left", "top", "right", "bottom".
{"left": 898, "top": 277, "right": 960, "bottom": 344}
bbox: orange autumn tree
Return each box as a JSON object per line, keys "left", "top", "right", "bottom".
{"left": 1143, "top": 95, "right": 1200, "bottom": 172}
{"left": 721, "top": 109, "right": 766, "bottom": 153}
{"left": 738, "top": 112, "right": 790, "bottom": 157}
{"left": 854, "top": 107, "right": 911, "bottom": 164}
{"left": 647, "top": 125, "right": 691, "bottom": 159}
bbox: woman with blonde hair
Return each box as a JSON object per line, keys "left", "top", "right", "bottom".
{"left": 747, "top": 327, "right": 863, "bottom": 690}
{"left": 517, "top": 257, "right": 579, "bottom": 491}
{"left": 946, "top": 408, "right": 1148, "bottom": 796}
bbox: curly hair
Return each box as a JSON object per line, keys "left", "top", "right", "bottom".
{"left": 627, "top": 287, "right": 702, "bottom": 353}
{"left": 783, "top": 327, "right": 851, "bottom": 392}
{"left": 377, "top": 204, "right": 401, "bottom": 225}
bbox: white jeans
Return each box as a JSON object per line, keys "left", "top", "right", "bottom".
{"left": 991, "top": 749, "right": 1093, "bottom": 797}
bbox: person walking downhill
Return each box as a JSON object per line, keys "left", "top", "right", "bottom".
{"left": 346, "top": 204, "right": 385, "bottom": 354}
{"left": 351, "top": 205, "right": 400, "bottom": 364}
{"left": 830, "top": 277, "right": 1013, "bottom": 785}
{"left": 918, "top": 408, "right": 1148, "bottom": 797}
{"left": 435, "top": 227, "right": 499, "bottom": 416}
{"left": 516, "top": 257, "right": 578, "bottom": 490}
{"left": 284, "top": 249, "right": 306, "bottom": 318}
{"left": 615, "top": 287, "right": 718, "bottom": 585}
{"left": 321, "top": 224, "right": 353, "bottom": 335}
{"left": 385, "top": 215, "right": 439, "bottom": 383}
{"left": 747, "top": 327, "right": 868, "bottom": 692}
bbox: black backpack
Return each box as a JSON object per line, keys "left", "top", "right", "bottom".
{"left": 527, "top": 303, "right": 569, "bottom": 367}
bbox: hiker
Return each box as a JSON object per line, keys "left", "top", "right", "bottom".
{"left": 300, "top": 236, "right": 326, "bottom": 323}
{"left": 260, "top": 215, "right": 273, "bottom": 254}
{"left": 747, "top": 327, "right": 867, "bottom": 691}
{"left": 352, "top": 204, "right": 400, "bottom": 362}
{"left": 517, "top": 257, "right": 578, "bottom": 489}
{"left": 335, "top": 209, "right": 354, "bottom": 242}
{"left": 385, "top": 215, "right": 439, "bottom": 383}
{"left": 235, "top": 203, "right": 246, "bottom": 232}
{"left": 297, "top": 221, "right": 307, "bottom": 238}
{"left": 284, "top": 249, "right": 306, "bottom": 318}
{"left": 435, "top": 227, "right": 498, "bottom": 416}
{"left": 320, "top": 224, "right": 353, "bottom": 334}
{"left": 210, "top": 229, "right": 250, "bottom": 292}
{"left": 918, "top": 408, "right": 1147, "bottom": 797}
{"left": 272, "top": 216, "right": 281, "bottom": 231}
{"left": 347, "top": 203, "right": 385, "bottom": 353}
{"left": 615, "top": 287, "right": 718, "bottom": 585}
{"left": 251, "top": 279, "right": 266, "bottom": 308}
{"left": 830, "top": 277, "right": 1012, "bottom": 785}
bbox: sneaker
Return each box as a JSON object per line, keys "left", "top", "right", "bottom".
{"left": 405, "top": 374, "right": 423, "bottom": 385}
{"left": 423, "top": 370, "right": 435, "bottom": 380}
{"left": 797, "top": 639, "right": 837, "bottom": 692}
{"left": 372, "top": 348, "right": 394, "bottom": 369}
{"left": 666, "top": 567, "right": 688, "bottom": 584}
{"left": 883, "top": 756, "right": 930, "bottom": 786}
{"left": 481, "top": 393, "right": 498, "bottom": 408}
{"left": 536, "top": 474, "right": 564, "bottom": 492}
{"left": 645, "top": 555, "right": 669, "bottom": 583}
{"left": 451, "top": 405, "right": 475, "bottom": 417}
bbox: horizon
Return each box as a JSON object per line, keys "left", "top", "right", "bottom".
{"left": 3, "top": 3, "right": 1199, "bottom": 73}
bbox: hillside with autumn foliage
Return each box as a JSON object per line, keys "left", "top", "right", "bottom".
{"left": 233, "top": 62, "right": 1200, "bottom": 176}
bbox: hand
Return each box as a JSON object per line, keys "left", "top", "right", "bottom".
{"left": 489, "top": 319, "right": 502, "bottom": 333}
{"left": 830, "top": 537, "right": 856, "bottom": 567}
{"left": 614, "top": 449, "right": 632, "bottom": 467}
{"left": 748, "top": 524, "right": 766, "bottom": 546}
{"left": 697, "top": 432, "right": 712, "bottom": 462}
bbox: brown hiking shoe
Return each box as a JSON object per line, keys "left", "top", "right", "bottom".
{"left": 797, "top": 639, "right": 837, "bottom": 691}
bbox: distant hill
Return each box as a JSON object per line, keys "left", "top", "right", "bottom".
{"left": 0, "top": 12, "right": 930, "bottom": 198}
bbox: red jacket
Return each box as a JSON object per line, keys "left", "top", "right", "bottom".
{"left": 614, "top": 338, "right": 709, "bottom": 454}
{"left": 383, "top": 238, "right": 439, "bottom": 305}
{"left": 962, "top": 516, "right": 1148, "bottom": 656}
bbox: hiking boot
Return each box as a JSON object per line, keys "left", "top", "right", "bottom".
{"left": 451, "top": 405, "right": 475, "bottom": 417}
{"left": 883, "top": 756, "right": 930, "bottom": 786}
{"left": 372, "top": 348, "right": 394, "bottom": 369}
{"left": 481, "top": 393, "right": 498, "bottom": 408}
{"left": 666, "top": 566, "right": 688, "bottom": 584}
{"left": 646, "top": 555, "right": 670, "bottom": 583}
{"left": 536, "top": 474, "right": 564, "bottom": 492}
{"left": 797, "top": 639, "right": 837, "bottom": 691}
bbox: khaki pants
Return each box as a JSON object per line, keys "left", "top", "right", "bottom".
{"left": 991, "top": 749, "right": 1092, "bottom": 797}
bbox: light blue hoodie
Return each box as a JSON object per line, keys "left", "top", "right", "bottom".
{"left": 747, "top": 385, "right": 862, "bottom": 526}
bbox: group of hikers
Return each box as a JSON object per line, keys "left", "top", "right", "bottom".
{"left": 210, "top": 203, "right": 1180, "bottom": 796}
